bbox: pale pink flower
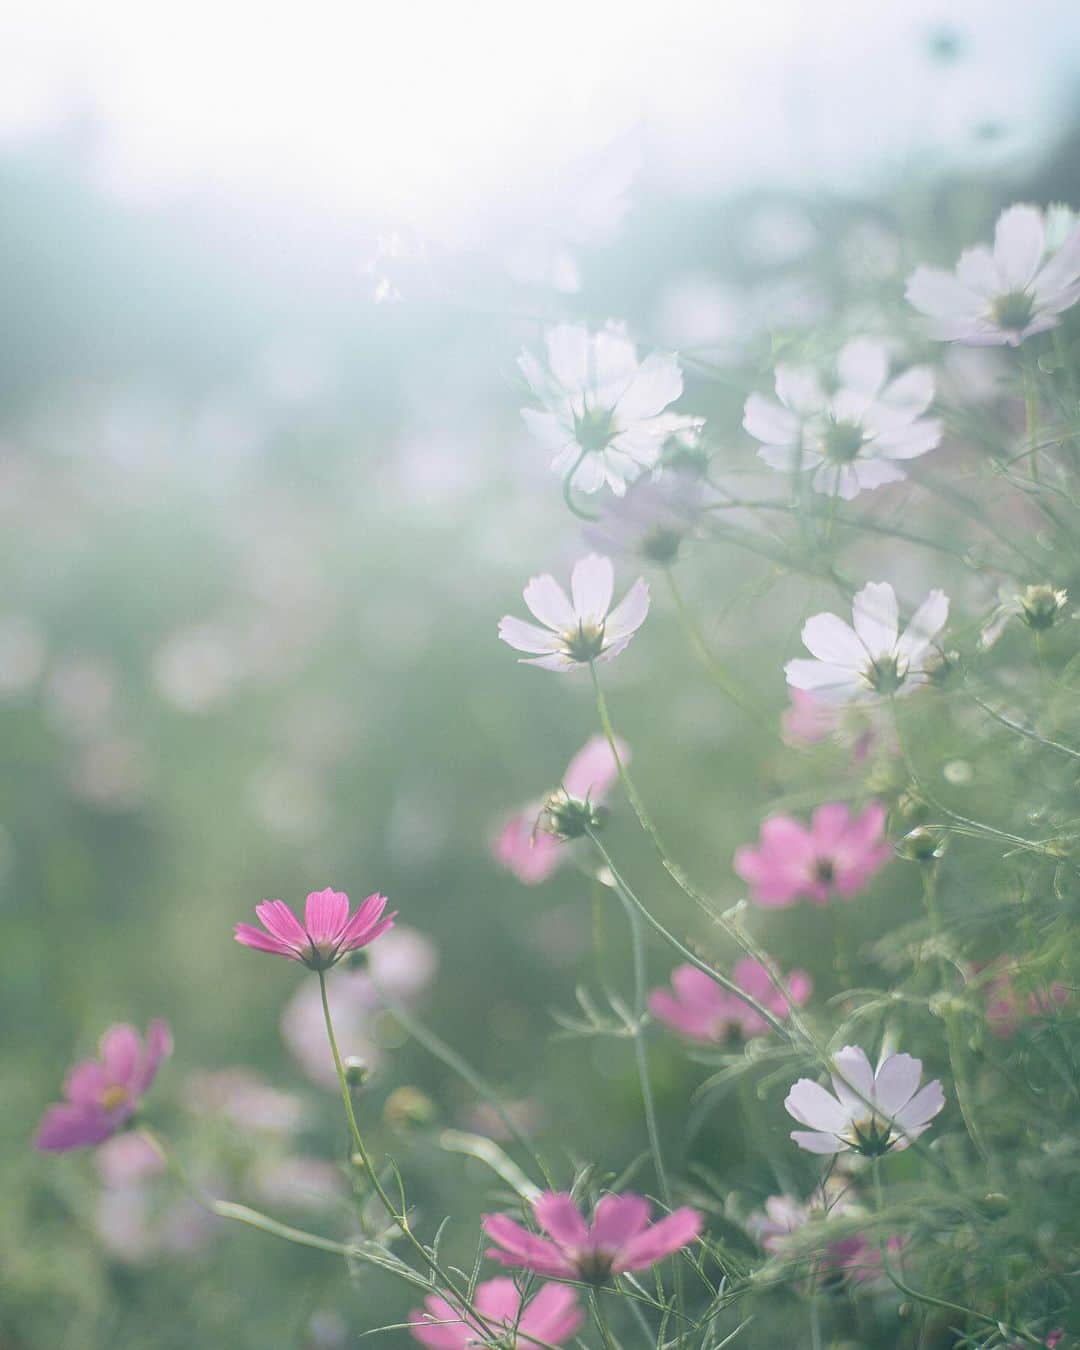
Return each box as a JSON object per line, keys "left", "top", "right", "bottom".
{"left": 743, "top": 339, "right": 941, "bottom": 499}
{"left": 648, "top": 958, "right": 812, "bottom": 1042}
{"left": 782, "top": 689, "right": 837, "bottom": 747}
{"left": 36, "top": 1021, "right": 173, "bottom": 1152}
{"left": 785, "top": 581, "right": 949, "bottom": 705}
{"left": 495, "top": 735, "right": 627, "bottom": 884}
{"left": 746, "top": 1194, "right": 903, "bottom": 1283}
{"left": 785, "top": 1045, "right": 945, "bottom": 1156}
{"left": 95, "top": 1132, "right": 166, "bottom": 1187}
{"left": 735, "top": 802, "right": 891, "bottom": 908}
{"left": 977, "top": 961, "right": 1070, "bottom": 1038}
{"left": 499, "top": 554, "right": 649, "bottom": 672}
{"left": 410, "top": 1277, "right": 583, "bottom": 1349}
{"left": 234, "top": 887, "right": 395, "bottom": 970}
{"left": 186, "top": 1069, "right": 306, "bottom": 1132}
{"left": 484, "top": 1191, "right": 702, "bottom": 1282}
{"left": 519, "top": 322, "right": 690, "bottom": 496}
{"left": 907, "top": 203, "right": 1080, "bottom": 346}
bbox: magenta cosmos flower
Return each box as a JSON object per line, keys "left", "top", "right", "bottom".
{"left": 495, "top": 734, "right": 628, "bottom": 884}
{"left": 648, "top": 958, "right": 812, "bottom": 1042}
{"left": 36, "top": 1020, "right": 173, "bottom": 1152}
{"left": 498, "top": 554, "right": 649, "bottom": 672}
{"left": 484, "top": 1191, "right": 703, "bottom": 1283}
{"left": 735, "top": 802, "right": 891, "bottom": 908}
{"left": 410, "top": 1277, "right": 582, "bottom": 1349}
{"left": 785, "top": 1045, "right": 945, "bottom": 1157}
{"left": 235, "top": 888, "right": 395, "bottom": 970}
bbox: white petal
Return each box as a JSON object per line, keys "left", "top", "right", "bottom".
{"left": 955, "top": 245, "right": 1001, "bottom": 298}
{"left": 595, "top": 633, "right": 635, "bottom": 664}
{"left": 615, "top": 352, "right": 683, "bottom": 423}
{"left": 521, "top": 652, "right": 582, "bottom": 673}
{"left": 604, "top": 577, "right": 650, "bottom": 641}
{"left": 830, "top": 1045, "right": 876, "bottom": 1114}
{"left": 784, "top": 659, "right": 865, "bottom": 705}
{"left": 993, "top": 204, "right": 1046, "bottom": 291}
{"left": 896, "top": 589, "right": 949, "bottom": 666}
{"left": 872, "top": 1053, "right": 923, "bottom": 1116}
{"left": 570, "top": 555, "right": 615, "bottom": 625}
{"left": 880, "top": 365, "right": 934, "bottom": 416}
{"left": 758, "top": 442, "right": 814, "bottom": 473}
{"left": 545, "top": 323, "right": 592, "bottom": 391}
{"left": 499, "top": 616, "right": 563, "bottom": 655}
{"left": 851, "top": 582, "right": 899, "bottom": 660}
{"left": 791, "top": 1130, "right": 845, "bottom": 1154}
{"left": 569, "top": 454, "right": 607, "bottom": 494}
{"left": 1035, "top": 279, "right": 1080, "bottom": 318}
{"left": 1032, "top": 226, "right": 1080, "bottom": 301}
{"left": 522, "top": 408, "right": 573, "bottom": 450}
{"left": 775, "top": 365, "right": 825, "bottom": 415}
{"left": 905, "top": 266, "right": 983, "bottom": 321}
{"left": 870, "top": 419, "right": 942, "bottom": 459}
{"left": 837, "top": 338, "right": 889, "bottom": 396}
{"left": 893, "top": 1079, "right": 945, "bottom": 1130}
{"left": 590, "top": 326, "right": 641, "bottom": 402}
{"left": 785, "top": 1079, "right": 851, "bottom": 1133}
{"left": 743, "top": 394, "right": 799, "bottom": 447}
{"left": 801, "top": 613, "right": 866, "bottom": 668}
{"left": 518, "top": 347, "right": 558, "bottom": 402}
{"left": 846, "top": 459, "right": 907, "bottom": 492}
{"left": 523, "top": 574, "right": 575, "bottom": 631}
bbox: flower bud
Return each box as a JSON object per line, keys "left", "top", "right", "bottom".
{"left": 980, "top": 1192, "right": 1010, "bottom": 1218}
{"left": 383, "top": 1085, "right": 436, "bottom": 1130}
{"left": 1019, "top": 584, "right": 1068, "bottom": 632}
{"left": 344, "top": 1057, "right": 371, "bottom": 1088}
{"left": 895, "top": 826, "right": 947, "bottom": 862}
{"left": 540, "top": 789, "right": 606, "bottom": 841}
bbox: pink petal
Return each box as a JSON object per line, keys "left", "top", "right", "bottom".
{"left": 99, "top": 1024, "right": 140, "bottom": 1085}
{"left": 336, "top": 893, "right": 393, "bottom": 950}
{"left": 133, "top": 1019, "right": 173, "bottom": 1094}
{"left": 474, "top": 1277, "right": 523, "bottom": 1324}
{"left": 562, "top": 735, "right": 627, "bottom": 802}
{"left": 533, "top": 1191, "right": 589, "bottom": 1248}
{"left": 64, "top": 1058, "right": 110, "bottom": 1106}
{"left": 304, "top": 889, "right": 351, "bottom": 945}
{"left": 519, "top": 1284, "right": 584, "bottom": 1347}
{"left": 35, "top": 1102, "right": 114, "bottom": 1152}
{"left": 494, "top": 812, "right": 562, "bottom": 884}
{"left": 483, "top": 1214, "right": 575, "bottom": 1278}
{"left": 592, "top": 1193, "right": 652, "bottom": 1249}
{"left": 234, "top": 923, "right": 301, "bottom": 959}
{"left": 613, "top": 1207, "right": 703, "bottom": 1272}
{"left": 409, "top": 1294, "right": 468, "bottom": 1350}
{"left": 254, "top": 900, "right": 309, "bottom": 953}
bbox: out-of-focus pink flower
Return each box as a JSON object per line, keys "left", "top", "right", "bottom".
{"left": 495, "top": 735, "right": 628, "bottom": 885}
{"left": 282, "top": 926, "right": 438, "bottom": 1088}
{"left": 235, "top": 888, "right": 395, "bottom": 970}
{"left": 186, "top": 1069, "right": 306, "bottom": 1132}
{"left": 648, "top": 958, "right": 812, "bottom": 1042}
{"left": 785, "top": 1045, "right": 945, "bottom": 1157}
{"left": 978, "top": 961, "right": 1070, "bottom": 1038}
{"left": 459, "top": 1097, "right": 547, "bottom": 1142}
{"left": 95, "top": 1132, "right": 166, "bottom": 1187}
{"left": 498, "top": 554, "right": 649, "bottom": 672}
{"left": 746, "top": 1193, "right": 903, "bottom": 1283}
{"left": 827, "top": 1232, "right": 905, "bottom": 1283}
{"left": 96, "top": 1184, "right": 215, "bottom": 1264}
{"left": 251, "top": 1156, "right": 343, "bottom": 1212}
{"left": 410, "top": 1277, "right": 583, "bottom": 1349}
{"left": 782, "top": 689, "right": 836, "bottom": 747}
{"left": 907, "top": 203, "right": 1080, "bottom": 346}
{"left": 484, "top": 1191, "right": 702, "bottom": 1282}
{"left": 36, "top": 1021, "right": 173, "bottom": 1152}
{"left": 735, "top": 802, "right": 891, "bottom": 908}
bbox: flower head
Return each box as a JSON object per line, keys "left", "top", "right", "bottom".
{"left": 907, "top": 203, "right": 1080, "bottom": 346}
{"left": 785, "top": 581, "right": 949, "bottom": 704}
{"left": 735, "top": 802, "right": 891, "bottom": 908}
{"left": 35, "top": 1020, "right": 173, "bottom": 1152}
{"left": 980, "top": 583, "right": 1070, "bottom": 649}
{"left": 584, "top": 467, "right": 707, "bottom": 564}
{"left": 483, "top": 1191, "right": 702, "bottom": 1283}
{"left": 649, "top": 959, "right": 812, "bottom": 1042}
{"left": 520, "top": 322, "right": 694, "bottom": 496}
{"left": 743, "top": 338, "right": 941, "bottom": 500}
{"left": 499, "top": 554, "right": 649, "bottom": 672}
{"left": 785, "top": 1045, "right": 945, "bottom": 1156}
{"left": 409, "top": 1277, "right": 582, "bottom": 1349}
{"left": 235, "top": 888, "right": 396, "bottom": 970}
{"left": 495, "top": 735, "right": 628, "bottom": 884}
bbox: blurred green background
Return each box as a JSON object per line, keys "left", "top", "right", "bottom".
{"left": 3, "top": 6, "right": 1080, "bottom": 1346}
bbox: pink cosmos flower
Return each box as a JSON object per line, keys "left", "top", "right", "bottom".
{"left": 977, "top": 961, "right": 1070, "bottom": 1038}
{"left": 781, "top": 689, "right": 836, "bottom": 747}
{"left": 483, "top": 1190, "right": 702, "bottom": 1282}
{"left": 785, "top": 1045, "right": 945, "bottom": 1157}
{"left": 907, "top": 203, "right": 1080, "bottom": 346}
{"left": 746, "top": 1193, "right": 902, "bottom": 1282}
{"left": 36, "top": 1020, "right": 173, "bottom": 1152}
{"left": 648, "top": 958, "right": 812, "bottom": 1042}
{"left": 495, "top": 735, "right": 628, "bottom": 885}
{"left": 234, "top": 887, "right": 395, "bottom": 970}
{"left": 498, "top": 554, "right": 649, "bottom": 672}
{"left": 735, "top": 802, "right": 891, "bottom": 908}
{"left": 410, "top": 1277, "right": 582, "bottom": 1349}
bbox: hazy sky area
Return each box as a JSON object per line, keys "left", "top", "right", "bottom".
{"left": 3, "top": 0, "right": 1079, "bottom": 236}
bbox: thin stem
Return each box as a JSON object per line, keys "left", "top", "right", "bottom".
{"left": 1023, "top": 357, "right": 1040, "bottom": 484}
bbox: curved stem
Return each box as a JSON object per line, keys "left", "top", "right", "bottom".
{"left": 561, "top": 447, "right": 600, "bottom": 521}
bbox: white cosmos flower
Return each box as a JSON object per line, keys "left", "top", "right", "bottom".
{"left": 785, "top": 1045, "right": 945, "bottom": 1157}
{"left": 498, "top": 554, "right": 649, "bottom": 673}
{"left": 742, "top": 338, "right": 942, "bottom": 501}
{"left": 785, "top": 581, "right": 949, "bottom": 705}
{"left": 519, "top": 322, "right": 698, "bottom": 497}
{"left": 906, "top": 203, "right": 1080, "bottom": 347}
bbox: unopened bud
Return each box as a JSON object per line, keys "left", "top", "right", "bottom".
{"left": 980, "top": 1192, "right": 1010, "bottom": 1218}
{"left": 344, "top": 1057, "right": 371, "bottom": 1088}
{"left": 384, "top": 1086, "right": 436, "bottom": 1130}
{"left": 895, "top": 826, "right": 947, "bottom": 862}
{"left": 1019, "top": 584, "right": 1068, "bottom": 632}
{"left": 541, "top": 789, "right": 606, "bottom": 841}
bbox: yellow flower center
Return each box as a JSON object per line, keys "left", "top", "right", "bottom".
{"left": 100, "top": 1084, "right": 129, "bottom": 1111}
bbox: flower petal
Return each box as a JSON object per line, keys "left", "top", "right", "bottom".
{"left": 896, "top": 589, "right": 949, "bottom": 667}
{"left": 801, "top": 613, "right": 866, "bottom": 668}
{"left": 785, "top": 1078, "right": 850, "bottom": 1134}
{"left": 562, "top": 735, "right": 627, "bottom": 801}
{"left": 837, "top": 338, "right": 889, "bottom": 396}
{"left": 304, "top": 889, "right": 351, "bottom": 946}
{"left": 570, "top": 555, "right": 614, "bottom": 626}
{"left": 614, "top": 352, "right": 682, "bottom": 422}
{"left": 851, "top": 582, "right": 898, "bottom": 660}
{"left": 830, "top": 1045, "right": 876, "bottom": 1114}
{"left": 791, "top": 1129, "right": 845, "bottom": 1154}
{"left": 591, "top": 1193, "right": 652, "bottom": 1249}
{"left": 604, "top": 578, "right": 650, "bottom": 642}
{"left": 35, "top": 1102, "right": 114, "bottom": 1152}
{"left": 533, "top": 1191, "right": 589, "bottom": 1248}
{"left": 255, "top": 900, "right": 310, "bottom": 954}
{"left": 613, "top": 1207, "right": 702, "bottom": 1272}
{"left": 872, "top": 1053, "right": 923, "bottom": 1116}
{"left": 993, "top": 203, "right": 1045, "bottom": 290}
{"left": 498, "top": 617, "right": 563, "bottom": 656}
{"left": 523, "top": 574, "right": 575, "bottom": 632}
{"left": 784, "top": 659, "right": 866, "bottom": 705}
{"left": 743, "top": 394, "right": 798, "bottom": 447}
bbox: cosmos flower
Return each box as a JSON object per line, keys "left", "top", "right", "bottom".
{"left": 742, "top": 338, "right": 942, "bottom": 499}
{"left": 785, "top": 581, "right": 949, "bottom": 705}
{"left": 734, "top": 802, "right": 891, "bottom": 908}
{"left": 648, "top": 958, "right": 812, "bottom": 1042}
{"left": 35, "top": 1021, "right": 173, "bottom": 1152}
{"left": 235, "top": 888, "right": 395, "bottom": 970}
{"left": 906, "top": 203, "right": 1080, "bottom": 346}
{"left": 746, "top": 1193, "right": 904, "bottom": 1283}
{"left": 785, "top": 1045, "right": 945, "bottom": 1156}
{"left": 409, "top": 1278, "right": 583, "bottom": 1349}
{"left": 495, "top": 735, "right": 628, "bottom": 884}
{"left": 483, "top": 1191, "right": 702, "bottom": 1282}
{"left": 519, "top": 322, "right": 691, "bottom": 496}
{"left": 978, "top": 583, "right": 1069, "bottom": 650}
{"left": 584, "top": 466, "right": 707, "bottom": 564}
{"left": 498, "top": 554, "right": 649, "bottom": 672}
